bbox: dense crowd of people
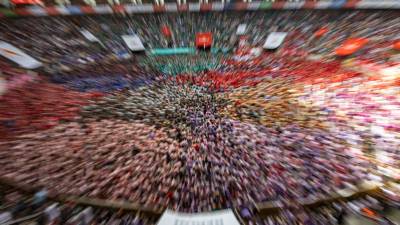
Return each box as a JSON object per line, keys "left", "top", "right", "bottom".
{"left": 0, "top": 62, "right": 395, "bottom": 213}
{"left": 0, "top": 10, "right": 399, "bottom": 73}
{"left": 0, "top": 73, "right": 103, "bottom": 138}
{"left": 0, "top": 7, "right": 399, "bottom": 225}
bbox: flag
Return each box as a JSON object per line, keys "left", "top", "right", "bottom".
{"left": 335, "top": 38, "right": 368, "bottom": 56}
{"left": 196, "top": 32, "right": 212, "bottom": 48}
{"left": 0, "top": 41, "right": 42, "bottom": 69}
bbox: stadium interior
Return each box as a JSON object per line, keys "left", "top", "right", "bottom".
{"left": 0, "top": 0, "right": 399, "bottom": 224}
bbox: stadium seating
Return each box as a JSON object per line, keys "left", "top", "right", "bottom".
{"left": 0, "top": 8, "right": 399, "bottom": 225}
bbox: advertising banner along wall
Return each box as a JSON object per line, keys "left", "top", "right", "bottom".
{"left": 157, "top": 209, "right": 241, "bottom": 225}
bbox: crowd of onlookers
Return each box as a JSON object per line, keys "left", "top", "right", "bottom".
{"left": 0, "top": 10, "right": 399, "bottom": 73}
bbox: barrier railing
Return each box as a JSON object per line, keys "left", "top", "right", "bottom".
{"left": 0, "top": 177, "right": 162, "bottom": 217}
{"left": 256, "top": 185, "right": 382, "bottom": 216}
{"left": 1, "top": 175, "right": 397, "bottom": 220}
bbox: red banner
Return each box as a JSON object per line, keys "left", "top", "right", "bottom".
{"left": 196, "top": 32, "right": 212, "bottom": 48}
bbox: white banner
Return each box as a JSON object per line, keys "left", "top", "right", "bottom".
{"left": 80, "top": 29, "right": 100, "bottom": 42}
{"left": 236, "top": 24, "right": 247, "bottom": 35}
{"left": 263, "top": 32, "right": 288, "bottom": 49}
{"left": 121, "top": 35, "right": 145, "bottom": 51}
{"left": 157, "top": 209, "right": 240, "bottom": 225}
{"left": 0, "top": 41, "right": 42, "bottom": 69}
